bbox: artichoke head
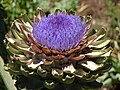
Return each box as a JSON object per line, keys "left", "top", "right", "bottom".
{"left": 5, "top": 8, "right": 112, "bottom": 90}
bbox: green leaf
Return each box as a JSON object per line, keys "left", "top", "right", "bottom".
{"left": 81, "top": 61, "right": 104, "bottom": 71}
{"left": 62, "top": 75, "right": 75, "bottom": 84}
{"left": 0, "top": 57, "right": 17, "bottom": 90}
{"left": 82, "top": 81, "right": 102, "bottom": 89}
{"left": 44, "top": 80, "right": 56, "bottom": 89}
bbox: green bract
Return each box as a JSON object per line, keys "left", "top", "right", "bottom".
{"left": 5, "top": 8, "right": 112, "bottom": 90}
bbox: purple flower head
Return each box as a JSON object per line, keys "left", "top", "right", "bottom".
{"left": 33, "top": 13, "right": 86, "bottom": 51}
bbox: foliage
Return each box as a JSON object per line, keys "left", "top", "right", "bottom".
{"left": 104, "top": 0, "right": 120, "bottom": 32}
{"left": 0, "top": 4, "right": 9, "bottom": 64}
{"left": 0, "top": 75, "right": 6, "bottom": 90}
{"left": 97, "top": 0, "right": 120, "bottom": 89}
{"left": 1, "top": 0, "right": 120, "bottom": 89}
{"left": 1, "top": 0, "right": 79, "bottom": 26}
{"left": 77, "top": 0, "right": 120, "bottom": 89}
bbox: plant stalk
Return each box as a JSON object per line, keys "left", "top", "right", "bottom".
{"left": 0, "top": 57, "right": 17, "bottom": 90}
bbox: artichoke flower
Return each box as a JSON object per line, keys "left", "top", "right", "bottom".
{"left": 5, "top": 8, "right": 112, "bottom": 90}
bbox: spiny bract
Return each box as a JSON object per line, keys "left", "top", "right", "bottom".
{"left": 5, "top": 8, "right": 112, "bottom": 90}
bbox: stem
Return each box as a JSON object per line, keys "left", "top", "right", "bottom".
{"left": 0, "top": 57, "right": 17, "bottom": 90}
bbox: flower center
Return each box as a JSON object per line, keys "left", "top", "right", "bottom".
{"left": 33, "top": 13, "right": 86, "bottom": 51}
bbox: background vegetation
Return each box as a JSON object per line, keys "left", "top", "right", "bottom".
{"left": 0, "top": 0, "right": 120, "bottom": 90}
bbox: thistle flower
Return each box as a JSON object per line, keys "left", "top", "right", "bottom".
{"left": 33, "top": 13, "right": 86, "bottom": 51}
{"left": 5, "top": 8, "right": 112, "bottom": 90}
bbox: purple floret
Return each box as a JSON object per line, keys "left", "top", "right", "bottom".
{"left": 32, "top": 13, "right": 86, "bottom": 51}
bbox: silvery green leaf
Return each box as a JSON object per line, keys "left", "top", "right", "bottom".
{"left": 62, "top": 75, "right": 75, "bottom": 84}
{"left": 63, "top": 64, "right": 76, "bottom": 73}
{"left": 44, "top": 80, "right": 56, "bottom": 89}
{"left": 81, "top": 61, "right": 104, "bottom": 71}
{"left": 52, "top": 69, "right": 63, "bottom": 79}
